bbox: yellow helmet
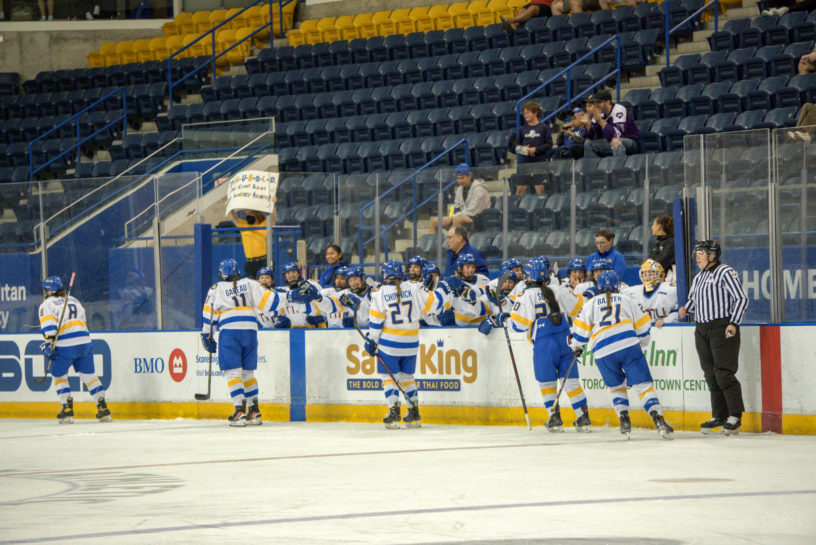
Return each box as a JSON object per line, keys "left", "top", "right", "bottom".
{"left": 639, "top": 259, "right": 665, "bottom": 289}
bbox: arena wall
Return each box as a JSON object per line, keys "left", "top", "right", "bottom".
{"left": 0, "top": 325, "right": 813, "bottom": 433}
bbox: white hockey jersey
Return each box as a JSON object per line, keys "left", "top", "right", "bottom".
{"left": 202, "top": 278, "right": 285, "bottom": 333}
{"left": 571, "top": 291, "right": 651, "bottom": 359}
{"left": 39, "top": 295, "right": 91, "bottom": 347}
{"left": 622, "top": 282, "right": 679, "bottom": 325}
{"left": 277, "top": 280, "right": 335, "bottom": 328}
{"left": 336, "top": 286, "right": 374, "bottom": 328}
{"left": 320, "top": 287, "right": 354, "bottom": 328}
{"left": 369, "top": 282, "right": 444, "bottom": 357}
{"left": 509, "top": 282, "right": 582, "bottom": 340}
{"left": 446, "top": 274, "right": 491, "bottom": 326}
{"left": 257, "top": 288, "right": 287, "bottom": 329}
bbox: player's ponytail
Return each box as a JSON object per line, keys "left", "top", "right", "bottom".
{"left": 394, "top": 278, "right": 402, "bottom": 299}
{"left": 233, "top": 278, "right": 238, "bottom": 299}
{"left": 605, "top": 290, "right": 612, "bottom": 309}
{"left": 541, "top": 285, "right": 561, "bottom": 315}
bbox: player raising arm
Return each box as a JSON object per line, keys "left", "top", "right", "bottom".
{"left": 570, "top": 270, "right": 673, "bottom": 439}
{"left": 623, "top": 259, "right": 678, "bottom": 327}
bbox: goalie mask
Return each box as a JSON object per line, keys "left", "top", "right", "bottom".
{"left": 455, "top": 253, "right": 478, "bottom": 284}
{"left": 639, "top": 259, "right": 665, "bottom": 291}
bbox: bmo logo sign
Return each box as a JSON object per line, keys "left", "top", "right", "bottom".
{"left": 132, "top": 348, "right": 187, "bottom": 382}
{"left": 168, "top": 349, "right": 186, "bottom": 382}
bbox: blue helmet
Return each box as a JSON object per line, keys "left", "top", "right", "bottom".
{"left": 407, "top": 255, "right": 428, "bottom": 268}
{"left": 256, "top": 266, "right": 273, "bottom": 279}
{"left": 335, "top": 266, "right": 350, "bottom": 277}
{"left": 456, "top": 253, "right": 477, "bottom": 269}
{"left": 218, "top": 258, "right": 240, "bottom": 280}
{"left": 534, "top": 255, "right": 551, "bottom": 273}
{"left": 382, "top": 260, "right": 402, "bottom": 281}
{"left": 43, "top": 276, "right": 64, "bottom": 293}
{"left": 345, "top": 265, "right": 364, "bottom": 279}
{"left": 590, "top": 259, "right": 613, "bottom": 272}
{"left": 283, "top": 261, "right": 300, "bottom": 274}
{"left": 500, "top": 258, "right": 522, "bottom": 273}
{"left": 422, "top": 263, "right": 441, "bottom": 277}
{"left": 524, "top": 259, "right": 549, "bottom": 284}
{"left": 567, "top": 258, "right": 586, "bottom": 272}
{"left": 597, "top": 270, "right": 621, "bottom": 292}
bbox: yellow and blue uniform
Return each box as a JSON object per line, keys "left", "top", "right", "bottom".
{"left": 38, "top": 295, "right": 105, "bottom": 404}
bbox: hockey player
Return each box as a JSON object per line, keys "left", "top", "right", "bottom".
{"left": 364, "top": 260, "right": 447, "bottom": 428}
{"left": 623, "top": 259, "right": 678, "bottom": 327}
{"left": 257, "top": 266, "right": 274, "bottom": 290}
{"left": 498, "top": 259, "right": 590, "bottom": 431}
{"left": 320, "top": 266, "right": 355, "bottom": 328}
{"left": 202, "top": 258, "right": 317, "bottom": 425}
{"left": 39, "top": 275, "right": 111, "bottom": 424}
{"left": 274, "top": 261, "right": 333, "bottom": 329}
{"left": 562, "top": 258, "right": 586, "bottom": 293}
{"left": 343, "top": 265, "right": 374, "bottom": 328}
{"left": 570, "top": 270, "right": 674, "bottom": 439}
{"left": 405, "top": 255, "right": 428, "bottom": 283}
{"left": 420, "top": 263, "right": 448, "bottom": 326}
{"left": 446, "top": 253, "right": 490, "bottom": 326}
{"left": 574, "top": 259, "right": 627, "bottom": 298}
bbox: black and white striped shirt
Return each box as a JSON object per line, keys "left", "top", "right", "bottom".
{"left": 685, "top": 263, "right": 749, "bottom": 324}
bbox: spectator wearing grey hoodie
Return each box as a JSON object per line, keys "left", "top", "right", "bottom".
{"left": 428, "top": 164, "right": 491, "bottom": 235}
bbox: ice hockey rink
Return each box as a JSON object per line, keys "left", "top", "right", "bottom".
{"left": 1, "top": 418, "right": 815, "bottom": 545}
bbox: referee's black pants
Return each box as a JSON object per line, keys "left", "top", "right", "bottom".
{"left": 695, "top": 318, "right": 745, "bottom": 419}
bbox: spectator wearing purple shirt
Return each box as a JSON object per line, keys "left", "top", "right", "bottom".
{"left": 584, "top": 90, "right": 640, "bottom": 159}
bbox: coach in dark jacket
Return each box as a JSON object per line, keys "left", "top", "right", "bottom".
{"left": 444, "top": 225, "right": 488, "bottom": 277}
{"left": 679, "top": 240, "right": 749, "bottom": 436}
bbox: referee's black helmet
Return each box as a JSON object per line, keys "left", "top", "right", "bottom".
{"left": 694, "top": 239, "right": 721, "bottom": 258}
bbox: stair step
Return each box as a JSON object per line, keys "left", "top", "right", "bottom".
{"left": 628, "top": 74, "right": 661, "bottom": 88}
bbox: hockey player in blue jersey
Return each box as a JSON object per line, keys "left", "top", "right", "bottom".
{"left": 503, "top": 259, "right": 591, "bottom": 432}
{"left": 39, "top": 275, "right": 111, "bottom": 424}
{"left": 571, "top": 270, "right": 674, "bottom": 439}
{"left": 202, "top": 258, "right": 318, "bottom": 425}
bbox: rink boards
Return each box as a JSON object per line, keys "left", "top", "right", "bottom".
{"left": 0, "top": 325, "right": 813, "bottom": 433}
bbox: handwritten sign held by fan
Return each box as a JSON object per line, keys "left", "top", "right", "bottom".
{"left": 225, "top": 170, "right": 278, "bottom": 215}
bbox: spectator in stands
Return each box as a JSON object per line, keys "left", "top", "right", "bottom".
{"left": 584, "top": 89, "right": 640, "bottom": 159}
{"left": 585, "top": 228, "right": 627, "bottom": 280}
{"left": 797, "top": 47, "right": 816, "bottom": 75}
{"left": 319, "top": 244, "right": 349, "bottom": 288}
{"left": 552, "top": 107, "right": 589, "bottom": 160}
{"left": 229, "top": 206, "right": 276, "bottom": 278}
{"left": 513, "top": 102, "right": 552, "bottom": 195}
{"left": 788, "top": 102, "right": 816, "bottom": 142}
{"left": 37, "top": 0, "right": 54, "bottom": 20}
{"left": 428, "top": 164, "right": 490, "bottom": 235}
{"left": 762, "top": 0, "right": 816, "bottom": 16}
{"left": 444, "top": 225, "right": 489, "bottom": 277}
{"left": 649, "top": 215, "right": 675, "bottom": 282}
{"left": 501, "top": 0, "right": 567, "bottom": 33}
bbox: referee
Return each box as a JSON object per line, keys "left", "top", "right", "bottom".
{"left": 678, "top": 240, "right": 749, "bottom": 436}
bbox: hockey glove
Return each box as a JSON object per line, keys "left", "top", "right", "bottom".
{"left": 477, "top": 318, "right": 495, "bottom": 336}
{"left": 273, "top": 315, "right": 291, "bottom": 329}
{"left": 364, "top": 335, "right": 378, "bottom": 357}
{"left": 442, "top": 276, "right": 466, "bottom": 296}
{"left": 40, "top": 341, "right": 57, "bottom": 361}
{"left": 460, "top": 286, "right": 477, "bottom": 305}
{"left": 287, "top": 281, "right": 320, "bottom": 304}
{"left": 567, "top": 335, "right": 584, "bottom": 357}
{"left": 200, "top": 333, "right": 217, "bottom": 353}
{"left": 582, "top": 286, "right": 599, "bottom": 299}
{"left": 485, "top": 287, "right": 500, "bottom": 307}
{"left": 341, "top": 316, "right": 355, "bottom": 328}
{"left": 306, "top": 314, "right": 326, "bottom": 327}
{"left": 422, "top": 273, "right": 437, "bottom": 290}
{"left": 338, "top": 292, "right": 360, "bottom": 308}
{"left": 440, "top": 309, "right": 456, "bottom": 326}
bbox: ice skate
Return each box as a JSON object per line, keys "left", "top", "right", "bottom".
{"left": 619, "top": 410, "right": 631, "bottom": 438}
{"left": 650, "top": 410, "right": 673, "bottom": 439}
{"left": 546, "top": 408, "right": 564, "bottom": 432}
{"left": 700, "top": 417, "right": 725, "bottom": 435}
{"left": 403, "top": 404, "right": 421, "bottom": 428}
{"left": 57, "top": 397, "right": 74, "bottom": 424}
{"left": 573, "top": 407, "right": 591, "bottom": 432}
{"left": 246, "top": 402, "right": 262, "bottom": 425}
{"left": 228, "top": 401, "right": 247, "bottom": 427}
{"left": 383, "top": 402, "right": 401, "bottom": 429}
{"left": 95, "top": 397, "right": 112, "bottom": 422}
{"left": 723, "top": 416, "right": 741, "bottom": 436}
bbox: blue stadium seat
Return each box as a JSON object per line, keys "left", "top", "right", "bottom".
{"left": 473, "top": 75, "right": 499, "bottom": 103}
{"left": 652, "top": 86, "right": 684, "bottom": 118}
{"left": 651, "top": 117, "right": 682, "bottom": 151}
{"left": 773, "top": 41, "right": 814, "bottom": 75}
{"left": 346, "top": 115, "right": 370, "bottom": 143}
{"left": 417, "top": 57, "right": 443, "bottom": 82}
{"left": 493, "top": 101, "right": 516, "bottom": 130}
{"left": 275, "top": 95, "right": 299, "bottom": 122}
{"left": 591, "top": 9, "right": 618, "bottom": 35}
{"left": 706, "top": 112, "right": 738, "bottom": 132}
{"left": 353, "top": 88, "right": 378, "bottom": 117}
{"left": 621, "top": 88, "right": 653, "bottom": 120}
{"left": 304, "top": 67, "right": 328, "bottom": 94}
{"left": 326, "top": 117, "right": 351, "bottom": 143}
{"left": 708, "top": 18, "right": 751, "bottom": 51}
{"left": 789, "top": 73, "right": 816, "bottom": 103}
{"left": 392, "top": 83, "right": 416, "bottom": 111}
{"left": 464, "top": 26, "right": 489, "bottom": 51}
{"left": 542, "top": 42, "right": 571, "bottom": 68}
{"left": 401, "top": 138, "right": 428, "bottom": 168}
{"left": 366, "top": 113, "right": 391, "bottom": 141}
{"left": 385, "top": 111, "right": 411, "bottom": 140}
{"left": 411, "top": 81, "right": 437, "bottom": 110}
{"left": 398, "top": 58, "right": 423, "bottom": 85}
{"left": 293, "top": 44, "right": 316, "bottom": 70}
{"left": 312, "top": 42, "right": 333, "bottom": 67}
{"left": 741, "top": 15, "right": 778, "bottom": 48}
{"left": 329, "top": 40, "right": 352, "bottom": 65}
{"left": 764, "top": 11, "right": 808, "bottom": 45}
{"left": 432, "top": 80, "right": 458, "bottom": 108}
{"left": 472, "top": 103, "right": 499, "bottom": 132}
{"left": 547, "top": 15, "right": 574, "bottom": 41}
{"left": 285, "top": 120, "right": 310, "bottom": 147}
{"left": 493, "top": 73, "right": 521, "bottom": 102}
{"left": 452, "top": 77, "right": 480, "bottom": 105}
{"left": 370, "top": 86, "right": 397, "bottom": 113}
{"left": 257, "top": 95, "right": 277, "bottom": 119}
{"left": 378, "top": 60, "right": 403, "bottom": 87}
{"left": 732, "top": 109, "right": 766, "bottom": 130}
{"left": 449, "top": 105, "right": 476, "bottom": 134}
{"left": 691, "top": 82, "right": 728, "bottom": 115}
{"left": 425, "top": 30, "right": 448, "bottom": 57}
{"left": 321, "top": 66, "right": 345, "bottom": 92}
{"left": 365, "top": 36, "right": 389, "bottom": 62}
{"left": 763, "top": 106, "right": 798, "bottom": 127}
{"left": 570, "top": 12, "right": 596, "bottom": 38}
{"left": 407, "top": 109, "right": 434, "bottom": 137}
{"left": 565, "top": 37, "right": 590, "bottom": 63}
{"left": 486, "top": 23, "right": 511, "bottom": 49}
{"left": 429, "top": 108, "right": 455, "bottom": 135}
{"left": 444, "top": 27, "right": 469, "bottom": 54}
{"left": 510, "top": 25, "right": 532, "bottom": 46}
{"left": 687, "top": 50, "right": 728, "bottom": 84}
{"left": 789, "top": 11, "right": 816, "bottom": 42}
{"left": 659, "top": 54, "right": 699, "bottom": 87}
{"left": 525, "top": 17, "right": 551, "bottom": 43}
{"left": 384, "top": 34, "right": 409, "bottom": 60}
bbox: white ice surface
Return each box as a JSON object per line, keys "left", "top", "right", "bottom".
{"left": 1, "top": 418, "right": 815, "bottom": 545}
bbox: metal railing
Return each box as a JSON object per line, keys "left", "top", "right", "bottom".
{"left": 28, "top": 87, "right": 127, "bottom": 178}
{"left": 168, "top": 0, "right": 294, "bottom": 108}
{"left": 665, "top": 0, "right": 719, "bottom": 66}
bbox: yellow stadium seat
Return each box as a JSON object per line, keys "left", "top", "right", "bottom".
{"left": 317, "top": 17, "right": 341, "bottom": 43}
{"left": 175, "top": 11, "right": 196, "bottom": 36}
{"left": 87, "top": 50, "right": 104, "bottom": 68}
{"left": 223, "top": 8, "right": 242, "bottom": 30}
{"left": 183, "top": 34, "right": 211, "bottom": 58}
{"left": 428, "top": 5, "right": 454, "bottom": 30}
{"left": 227, "top": 27, "right": 253, "bottom": 65}
{"left": 269, "top": 0, "right": 297, "bottom": 37}
{"left": 286, "top": 28, "right": 306, "bottom": 47}
{"left": 334, "top": 15, "right": 358, "bottom": 40}
{"left": 191, "top": 11, "right": 212, "bottom": 34}
{"left": 215, "top": 29, "right": 235, "bottom": 67}
{"left": 117, "top": 41, "right": 139, "bottom": 65}
{"left": 354, "top": 13, "right": 377, "bottom": 38}
{"left": 468, "top": 0, "right": 495, "bottom": 25}
{"left": 133, "top": 38, "right": 154, "bottom": 62}
{"left": 208, "top": 9, "right": 227, "bottom": 30}
{"left": 391, "top": 8, "right": 415, "bottom": 34}
{"left": 148, "top": 37, "right": 169, "bottom": 60}
{"left": 508, "top": 0, "right": 526, "bottom": 9}
{"left": 165, "top": 35, "right": 184, "bottom": 58}
{"left": 488, "top": 0, "right": 514, "bottom": 19}
{"left": 371, "top": 10, "right": 397, "bottom": 36}
{"left": 299, "top": 19, "right": 323, "bottom": 44}
{"left": 410, "top": 6, "right": 435, "bottom": 33}
{"left": 449, "top": 2, "right": 475, "bottom": 27}
{"left": 99, "top": 42, "right": 119, "bottom": 66}
{"left": 162, "top": 20, "right": 180, "bottom": 36}
{"left": 242, "top": 5, "right": 263, "bottom": 28}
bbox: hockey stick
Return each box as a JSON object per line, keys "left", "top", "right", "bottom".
{"left": 350, "top": 300, "right": 417, "bottom": 409}
{"left": 491, "top": 270, "right": 531, "bottom": 430}
{"left": 552, "top": 348, "right": 581, "bottom": 415}
{"left": 35, "top": 272, "right": 76, "bottom": 385}
{"left": 195, "top": 304, "right": 215, "bottom": 401}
